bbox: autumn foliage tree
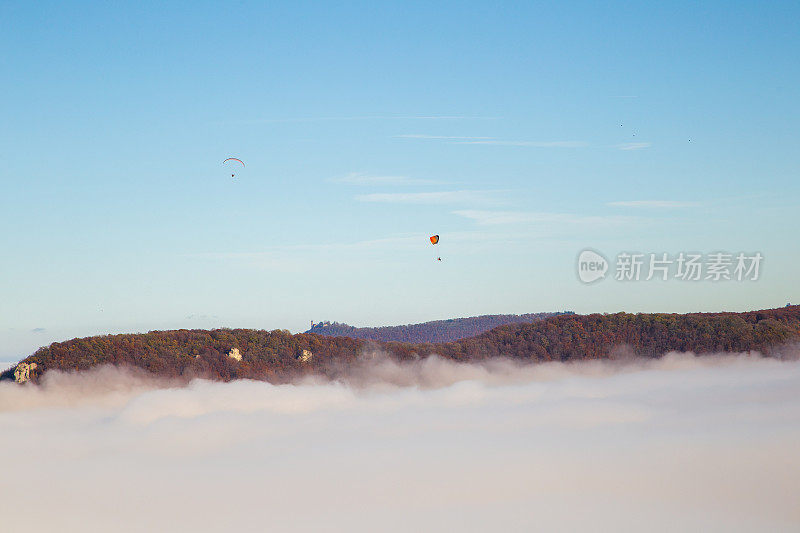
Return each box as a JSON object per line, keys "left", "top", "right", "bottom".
{"left": 2, "top": 307, "right": 799, "bottom": 384}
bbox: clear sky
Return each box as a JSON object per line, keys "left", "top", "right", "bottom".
{"left": 1, "top": 1, "right": 798, "bottom": 359}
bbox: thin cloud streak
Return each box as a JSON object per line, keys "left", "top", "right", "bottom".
{"left": 188, "top": 236, "right": 422, "bottom": 258}
{"left": 395, "top": 134, "right": 493, "bottom": 140}
{"left": 356, "top": 190, "right": 505, "bottom": 205}
{"left": 608, "top": 200, "right": 701, "bottom": 208}
{"left": 329, "top": 173, "right": 436, "bottom": 185}
{"left": 216, "top": 115, "right": 499, "bottom": 125}
{"left": 453, "top": 140, "right": 588, "bottom": 148}
{"left": 397, "top": 135, "right": 587, "bottom": 148}
{"left": 616, "top": 142, "right": 652, "bottom": 150}
{"left": 453, "top": 209, "right": 637, "bottom": 226}
{"left": 187, "top": 231, "right": 530, "bottom": 259}
{"left": 183, "top": 236, "right": 425, "bottom": 272}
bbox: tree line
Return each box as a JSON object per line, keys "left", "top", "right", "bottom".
{"left": 2, "top": 306, "right": 798, "bottom": 384}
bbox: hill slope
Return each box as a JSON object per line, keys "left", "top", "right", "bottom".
{"left": 3, "top": 306, "right": 799, "bottom": 384}
{"left": 307, "top": 312, "right": 572, "bottom": 343}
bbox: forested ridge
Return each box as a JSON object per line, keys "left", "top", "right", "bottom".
{"left": 3, "top": 306, "right": 799, "bottom": 384}
{"left": 307, "top": 311, "right": 572, "bottom": 343}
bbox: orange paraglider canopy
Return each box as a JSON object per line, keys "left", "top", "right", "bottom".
{"left": 430, "top": 235, "right": 439, "bottom": 245}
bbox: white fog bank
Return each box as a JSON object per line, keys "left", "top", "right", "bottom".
{"left": 1, "top": 353, "right": 799, "bottom": 532}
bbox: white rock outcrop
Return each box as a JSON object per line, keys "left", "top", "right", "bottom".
{"left": 227, "top": 348, "right": 242, "bottom": 362}
{"left": 14, "top": 362, "right": 38, "bottom": 384}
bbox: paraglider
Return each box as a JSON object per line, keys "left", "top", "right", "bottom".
{"left": 223, "top": 157, "right": 245, "bottom": 178}
{"left": 430, "top": 234, "right": 441, "bottom": 261}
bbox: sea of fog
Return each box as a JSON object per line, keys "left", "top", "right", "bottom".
{"left": 1, "top": 352, "right": 799, "bottom": 532}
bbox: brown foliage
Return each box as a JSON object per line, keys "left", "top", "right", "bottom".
{"left": 3, "top": 307, "right": 799, "bottom": 383}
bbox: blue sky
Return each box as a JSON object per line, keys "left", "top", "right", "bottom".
{"left": 1, "top": 1, "right": 798, "bottom": 359}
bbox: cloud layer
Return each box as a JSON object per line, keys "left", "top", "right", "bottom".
{"left": 397, "top": 134, "right": 587, "bottom": 148}
{"left": 330, "top": 172, "right": 436, "bottom": 185}
{"left": 356, "top": 190, "right": 503, "bottom": 205}
{"left": 452, "top": 209, "right": 636, "bottom": 227}
{"left": 616, "top": 142, "right": 652, "bottom": 150}
{"left": 608, "top": 200, "right": 701, "bottom": 208}
{"left": 1, "top": 352, "right": 799, "bottom": 532}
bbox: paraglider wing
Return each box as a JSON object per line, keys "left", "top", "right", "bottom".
{"left": 430, "top": 235, "right": 439, "bottom": 245}
{"left": 223, "top": 157, "right": 245, "bottom": 178}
